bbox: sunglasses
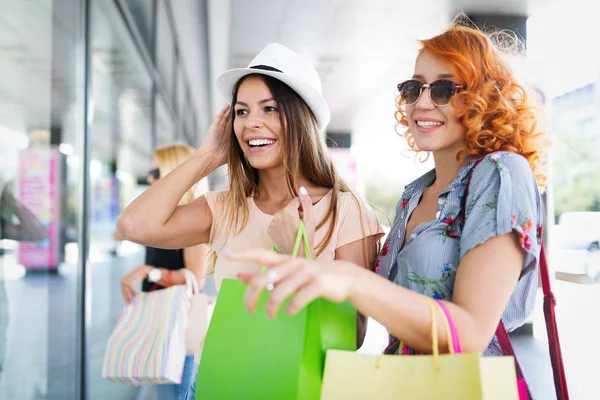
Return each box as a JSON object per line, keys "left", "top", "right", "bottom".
{"left": 148, "top": 168, "right": 160, "bottom": 180}
{"left": 397, "top": 79, "right": 463, "bottom": 107}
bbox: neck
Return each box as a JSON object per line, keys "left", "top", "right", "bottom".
{"left": 256, "top": 165, "right": 297, "bottom": 203}
{"left": 430, "top": 148, "right": 462, "bottom": 194}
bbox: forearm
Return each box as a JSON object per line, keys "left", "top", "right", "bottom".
{"left": 117, "top": 146, "right": 218, "bottom": 239}
{"left": 2, "top": 221, "right": 46, "bottom": 242}
{"left": 347, "top": 267, "right": 481, "bottom": 354}
{"left": 0, "top": 202, "right": 47, "bottom": 242}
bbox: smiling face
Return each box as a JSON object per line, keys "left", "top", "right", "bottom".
{"left": 406, "top": 50, "right": 466, "bottom": 155}
{"left": 233, "top": 75, "right": 284, "bottom": 170}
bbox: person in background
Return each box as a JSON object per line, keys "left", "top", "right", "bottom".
{"left": 118, "top": 144, "right": 209, "bottom": 400}
{"left": 0, "top": 179, "right": 48, "bottom": 379}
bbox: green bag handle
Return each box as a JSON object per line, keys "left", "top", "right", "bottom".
{"left": 262, "top": 220, "right": 311, "bottom": 273}
{"left": 291, "top": 219, "right": 311, "bottom": 260}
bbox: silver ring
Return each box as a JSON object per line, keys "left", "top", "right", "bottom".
{"left": 266, "top": 269, "right": 278, "bottom": 292}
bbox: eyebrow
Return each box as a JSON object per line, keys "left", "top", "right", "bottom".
{"left": 412, "top": 73, "right": 454, "bottom": 80}
{"left": 235, "top": 98, "right": 276, "bottom": 107}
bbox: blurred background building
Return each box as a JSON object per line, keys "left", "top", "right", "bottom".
{"left": 0, "top": 0, "right": 598, "bottom": 399}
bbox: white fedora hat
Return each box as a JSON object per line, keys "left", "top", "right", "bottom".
{"left": 216, "top": 43, "right": 331, "bottom": 132}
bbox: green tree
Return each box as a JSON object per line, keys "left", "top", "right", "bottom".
{"left": 551, "top": 124, "right": 600, "bottom": 220}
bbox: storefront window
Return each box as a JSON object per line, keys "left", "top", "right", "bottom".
{"left": 0, "top": 0, "right": 83, "bottom": 398}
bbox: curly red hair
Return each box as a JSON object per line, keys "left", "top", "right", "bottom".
{"left": 395, "top": 25, "right": 549, "bottom": 188}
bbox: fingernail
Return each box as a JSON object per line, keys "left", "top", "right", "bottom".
{"left": 299, "top": 186, "right": 308, "bottom": 196}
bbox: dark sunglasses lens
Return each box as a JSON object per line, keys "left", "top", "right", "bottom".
{"left": 430, "top": 81, "right": 458, "bottom": 105}
{"left": 399, "top": 80, "right": 422, "bottom": 104}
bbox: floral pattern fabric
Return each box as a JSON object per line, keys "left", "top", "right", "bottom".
{"left": 377, "top": 152, "right": 543, "bottom": 356}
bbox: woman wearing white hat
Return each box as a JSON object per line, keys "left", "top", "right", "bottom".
{"left": 116, "top": 43, "right": 383, "bottom": 395}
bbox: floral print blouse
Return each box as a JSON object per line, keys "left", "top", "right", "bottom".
{"left": 376, "top": 152, "right": 543, "bottom": 356}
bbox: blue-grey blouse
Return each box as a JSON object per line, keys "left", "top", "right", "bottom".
{"left": 376, "top": 151, "right": 542, "bottom": 356}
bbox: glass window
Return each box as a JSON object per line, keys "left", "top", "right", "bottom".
{"left": 176, "top": 68, "right": 186, "bottom": 120}
{"left": 0, "top": 0, "right": 82, "bottom": 398}
{"left": 186, "top": 106, "right": 196, "bottom": 145}
{"left": 156, "top": 95, "right": 175, "bottom": 148}
{"left": 89, "top": 1, "right": 153, "bottom": 398}
{"left": 123, "top": 0, "right": 154, "bottom": 49}
{"left": 156, "top": 0, "right": 174, "bottom": 101}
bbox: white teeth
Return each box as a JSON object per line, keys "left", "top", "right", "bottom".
{"left": 416, "top": 121, "right": 443, "bottom": 128}
{"left": 249, "top": 139, "right": 275, "bottom": 146}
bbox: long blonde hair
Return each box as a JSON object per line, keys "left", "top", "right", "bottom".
{"left": 154, "top": 144, "right": 196, "bottom": 205}
{"left": 219, "top": 74, "right": 355, "bottom": 256}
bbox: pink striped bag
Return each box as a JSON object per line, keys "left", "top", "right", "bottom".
{"left": 101, "top": 285, "right": 191, "bottom": 385}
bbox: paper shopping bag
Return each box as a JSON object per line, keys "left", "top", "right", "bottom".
{"left": 181, "top": 268, "right": 211, "bottom": 356}
{"left": 321, "top": 298, "right": 520, "bottom": 400}
{"left": 101, "top": 285, "right": 190, "bottom": 386}
{"left": 321, "top": 350, "right": 519, "bottom": 400}
{"left": 194, "top": 220, "right": 356, "bottom": 399}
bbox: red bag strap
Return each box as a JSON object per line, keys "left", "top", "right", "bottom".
{"left": 463, "top": 156, "right": 569, "bottom": 400}
{"left": 496, "top": 321, "right": 531, "bottom": 399}
{"left": 538, "top": 242, "right": 569, "bottom": 400}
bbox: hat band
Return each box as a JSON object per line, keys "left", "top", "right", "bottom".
{"left": 249, "top": 65, "right": 282, "bottom": 73}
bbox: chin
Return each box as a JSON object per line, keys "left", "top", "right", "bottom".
{"left": 246, "top": 157, "right": 281, "bottom": 170}
{"left": 412, "top": 138, "right": 442, "bottom": 153}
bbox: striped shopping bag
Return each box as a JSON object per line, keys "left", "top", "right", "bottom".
{"left": 102, "top": 285, "right": 191, "bottom": 385}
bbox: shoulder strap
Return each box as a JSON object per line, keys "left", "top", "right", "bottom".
{"left": 462, "top": 156, "right": 569, "bottom": 400}
{"left": 538, "top": 242, "right": 569, "bottom": 399}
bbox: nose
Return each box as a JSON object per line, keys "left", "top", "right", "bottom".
{"left": 415, "top": 86, "right": 436, "bottom": 110}
{"left": 245, "top": 112, "right": 263, "bottom": 130}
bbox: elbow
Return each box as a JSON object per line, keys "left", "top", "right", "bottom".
{"left": 461, "top": 338, "right": 491, "bottom": 354}
{"left": 458, "top": 329, "right": 496, "bottom": 354}
{"left": 116, "top": 213, "right": 136, "bottom": 242}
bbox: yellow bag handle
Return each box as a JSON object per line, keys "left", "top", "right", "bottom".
{"left": 377, "top": 297, "right": 456, "bottom": 371}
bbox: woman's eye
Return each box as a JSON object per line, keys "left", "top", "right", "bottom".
{"left": 235, "top": 109, "right": 247, "bottom": 116}
{"left": 264, "top": 106, "right": 278, "bottom": 112}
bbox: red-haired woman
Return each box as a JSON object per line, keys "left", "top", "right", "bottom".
{"left": 231, "top": 23, "right": 549, "bottom": 384}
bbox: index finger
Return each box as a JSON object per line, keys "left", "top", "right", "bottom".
{"left": 298, "top": 187, "right": 313, "bottom": 220}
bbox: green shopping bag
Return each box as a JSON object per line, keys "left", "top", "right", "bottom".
{"left": 195, "top": 221, "right": 356, "bottom": 400}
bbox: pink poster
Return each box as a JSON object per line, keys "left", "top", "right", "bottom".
{"left": 329, "top": 148, "right": 358, "bottom": 189}
{"left": 18, "top": 147, "right": 61, "bottom": 270}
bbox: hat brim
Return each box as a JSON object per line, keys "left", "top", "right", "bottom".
{"left": 216, "top": 68, "right": 331, "bottom": 132}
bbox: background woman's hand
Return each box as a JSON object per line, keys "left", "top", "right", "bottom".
{"left": 120, "top": 266, "right": 150, "bottom": 304}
